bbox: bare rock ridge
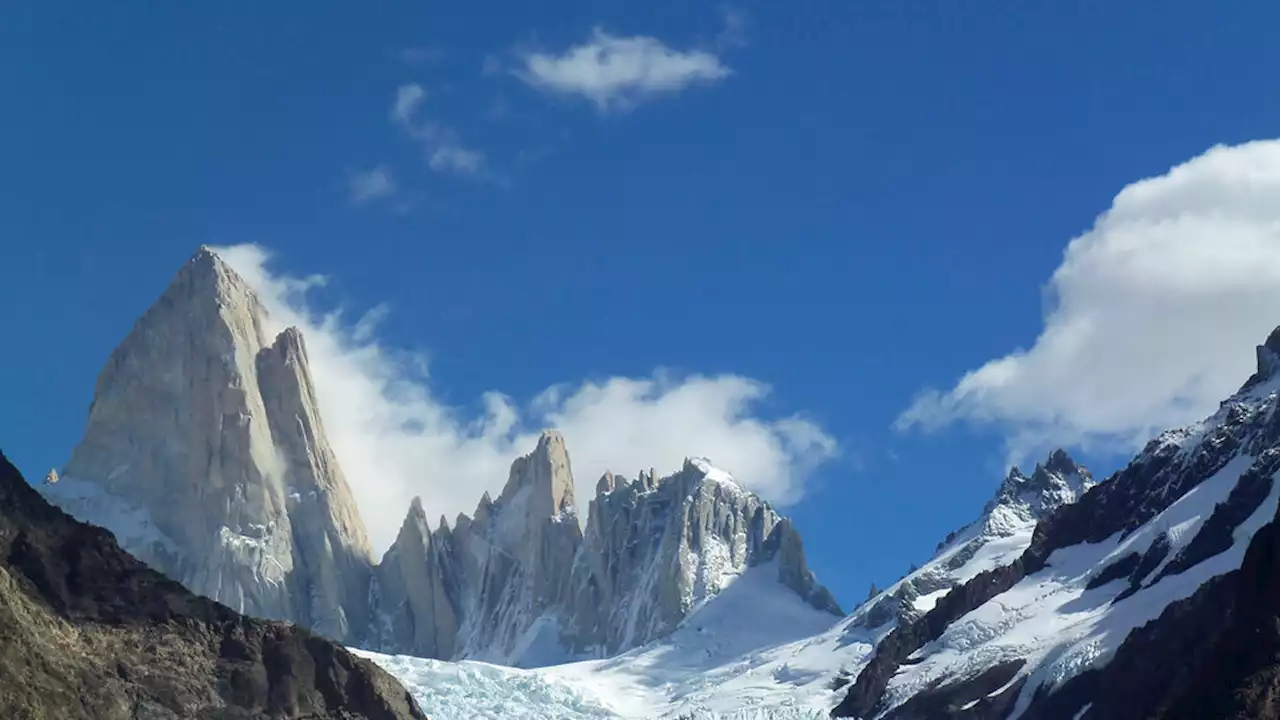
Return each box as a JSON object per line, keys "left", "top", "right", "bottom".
{"left": 0, "top": 448, "right": 424, "bottom": 720}
{"left": 372, "top": 435, "right": 841, "bottom": 666}
{"left": 44, "top": 247, "right": 376, "bottom": 643}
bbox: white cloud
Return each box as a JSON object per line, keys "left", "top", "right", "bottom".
{"left": 213, "top": 243, "right": 838, "bottom": 555}
{"left": 391, "top": 83, "right": 427, "bottom": 126}
{"left": 897, "top": 139, "right": 1280, "bottom": 461}
{"left": 516, "top": 28, "right": 730, "bottom": 111}
{"left": 347, "top": 165, "right": 396, "bottom": 204}
{"left": 391, "top": 83, "right": 487, "bottom": 178}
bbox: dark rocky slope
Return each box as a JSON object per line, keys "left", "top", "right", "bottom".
{"left": 0, "top": 449, "right": 425, "bottom": 720}
{"left": 834, "top": 328, "right": 1280, "bottom": 719}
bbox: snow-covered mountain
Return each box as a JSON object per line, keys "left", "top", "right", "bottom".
{"left": 833, "top": 327, "right": 1280, "bottom": 719}
{"left": 351, "top": 449, "right": 1094, "bottom": 719}
{"left": 40, "top": 246, "right": 838, "bottom": 674}
{"left": 353, "top": 327, "right": 1280, "bottom": 720}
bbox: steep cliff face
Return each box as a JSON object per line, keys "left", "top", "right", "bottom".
{"left": 0, "top": 449, "right": 424, "bottom": 720}
{"left": 374, "top": 431, "right": 584, "bottom": 666}
{"left": 43, "top": 247, "right": 374, "bottom": 643}
{"left": 834, "top": 328, "right": 1280, "bottom": 719}
{"left": 563, "top": 457, "right": 842, "bottom": 657}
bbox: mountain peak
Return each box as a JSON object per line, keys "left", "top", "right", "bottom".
{"left": 172, "top": 245, "right": 259, "bottom": 307}
{"left": 408, "top": 496, "right": 425, "bottom": 519}
{"left": 1264, "top": 325, "right": 1280, "bottom": 354}
{"left": 595, "top": 470, "right": 617, "bottom": 496}
{"left": 1044, "top": 447, "right": 1081, "bottom": 477}
{"left": 983, "top": 448, "right": 1094, "bottom": 532}
{"left": 53, "top": 249, "right": 375, "bottom": 643}
{"left": 498, "top": 429, "right": 576, "bottom": 519}
{"left": 536, "top": 428, "right": 565, "bottom": 449}
{"left": 1250, "top": 325, "right": 1280, "bottom": 384}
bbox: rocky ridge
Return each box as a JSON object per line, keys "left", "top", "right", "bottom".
{"left": 834, "top": 327, "right": 1280, "bottom": 719}
{"left": 373, "top": 439, "right": 842, "bottom": 666}
{"left": 850, "top": 450, "right": 1093, "bottom": 633}
{"left": 0, "top": 448, "right": 424, "bottom": 720}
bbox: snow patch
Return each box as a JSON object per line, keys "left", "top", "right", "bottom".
{"left": 39, "top": 475, "right": 181, "bottom": 557}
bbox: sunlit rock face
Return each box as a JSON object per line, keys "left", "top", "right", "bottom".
{"left": 47, "top": 247, "right": 375, "bottom": 643}
{"left": 375, "top": 442, "right": 840, "bottom": 667}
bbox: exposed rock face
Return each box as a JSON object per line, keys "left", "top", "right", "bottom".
{"left": 44, "top": 247, "right": 841, "bottom": 670}
{"left": 0, "top": 449, "right": 424, "bottom": 720}
{"left": 374, "top": 431, "right": 584, "bottom": 666}
{"left": 563, "top": 457, "right": 842, "bottom": 656}
{"left": 44, "top": 247, "right": 375, "bottom": 643}
{"left": 834, "top": 328, "right": 1280, "bottom": 719}
{"left": 373, "top": 498, "right": 461, "bottom": 660}
{"left": 373, "top": 446, "right": 840, "bottom": 666}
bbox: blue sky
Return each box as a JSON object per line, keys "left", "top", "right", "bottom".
{"left": 4, "top": 1, "right": 1280, "bottom": 607}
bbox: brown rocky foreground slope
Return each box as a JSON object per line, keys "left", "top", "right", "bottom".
{"left": 0, "top": 450, "right": 425, "bottom": 720}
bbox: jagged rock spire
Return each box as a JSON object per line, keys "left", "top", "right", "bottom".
{"left": 498, "top": 429, "right": 576, "bottom": 519}
{"left": 987, "top": 448, "right": 1094, "bottom": 522}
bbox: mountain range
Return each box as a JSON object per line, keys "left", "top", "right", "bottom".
{"left": 13, "top": 246, "right": 1280, "bottom": 719}
{"left": 37, "top": 247, "right": 839, "bottom": 670}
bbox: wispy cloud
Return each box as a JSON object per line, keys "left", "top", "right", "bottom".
{"left": 391, "top": 83, "right": 427, "bottom": 126}
{"left": 514, "top": 28, "right": 731, "bottom": 112}
{"left": 390, "top": 83, "right": 488, "bottom": 178}
{"left": 347, "top": 165, "right": 397, "bottom": 205}
{"left": 396, "top": 45, "right": 447, "bottom": 68}
{"left": 715, "top": 6, "right": 750, "bottom": 50}
{"left": 213, "top": 243, "right": 839, "bottom": 554}
{"left": 897, "top": 139, "right": 1280, "bottom": 464}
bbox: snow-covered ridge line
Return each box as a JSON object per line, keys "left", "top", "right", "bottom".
{"left": 835, "top": 327, "right": 1280, "bottom": 719}
{"left": 358, "top": 449, "right": 1098, "bottom": 719}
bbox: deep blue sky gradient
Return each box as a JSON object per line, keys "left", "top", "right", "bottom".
{"left": 3, "top": 1, "right": 1279, "bottom": 605}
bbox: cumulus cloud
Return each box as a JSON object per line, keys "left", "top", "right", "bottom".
{"left": 212, "top": 243, "right": 838, "bottom": 555}
{"left": 390, "top": 83, "right": 487, "bottom": 178}
{"left": 897, "top": 139, "right": 1280, "bottom": 461}
{"left": 515, "top": 28, "right": 730, "bottom": 111}
{"left": 347, "top": 165, "right": 396, "bottom": 205}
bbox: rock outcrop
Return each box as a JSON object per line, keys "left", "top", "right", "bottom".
{"left": 0, "top": 448, "right": 424, "bottom": 720}
{"left": 44, "top": 247, "right": 375, "bottom": 643}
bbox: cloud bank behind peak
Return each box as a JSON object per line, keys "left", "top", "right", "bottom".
{"left": 214, "top": 243, "right": 838, "bottom": 554}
